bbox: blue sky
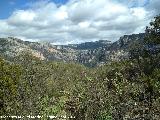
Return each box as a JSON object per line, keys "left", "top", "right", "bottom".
{"left": 0, "top": 0, "right": 69, "bottom": 19}
{"left": 0, "top": 0, "right": 159, "bottom": 44}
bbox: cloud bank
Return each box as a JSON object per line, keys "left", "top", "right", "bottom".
{"left": 0, "top": 0, "right": 159, "bottom": 44}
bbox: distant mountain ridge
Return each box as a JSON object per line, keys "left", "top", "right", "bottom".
{"left": 63, "top": 40, "right": 111, "bottom": 50}
{"left": 0, "top": 33, "right": 145, "bottom": 67}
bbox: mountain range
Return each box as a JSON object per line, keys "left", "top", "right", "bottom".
{"left": 0, "top": 33, "right": 145, "bottom": 67}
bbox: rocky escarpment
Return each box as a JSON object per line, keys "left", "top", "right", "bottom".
{"left": 0, "top": 37, "right": 79, "bottom": 62}
{"left": 0, "top": 33, "right": 145, "bottom": 67}
{"left": 73, "top": 33, "right": 145, "bottom": 66}
{"left": 106, "top": 33, "right": 145, "bottom": 62}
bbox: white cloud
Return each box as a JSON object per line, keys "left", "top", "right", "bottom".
{"left": 78, "top": 21, "right": 90, "bottom": 28}
{"left": 55, "top": 11, "right": 68, "bottom": 20}
{"left": 7, "top": 10, "right": 36, "bottom": 26}
{"left": 0, "top": 0, "right": 159, "bottom": 44}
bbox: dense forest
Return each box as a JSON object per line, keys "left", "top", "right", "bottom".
{"left": 0, "top": 15, "right": 160, "bottom": 119}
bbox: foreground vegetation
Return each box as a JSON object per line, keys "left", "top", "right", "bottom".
{"left": 0, "top": 16, "right": 160, "bottom": 119}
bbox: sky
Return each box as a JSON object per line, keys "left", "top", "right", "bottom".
{"left": 0, "top": 0, "right": 160, "bottom": 45}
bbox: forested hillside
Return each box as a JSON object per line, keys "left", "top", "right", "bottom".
{"left": 0, "top": 15, "right": 160, "bottom": 120}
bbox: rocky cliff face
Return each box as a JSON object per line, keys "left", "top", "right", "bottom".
{"left": 0, "top": 37, "right": 78, "bottom": 62}
{"left": 74, "top": 33, "right": 145, "bottom": 66}
{"left": 106, "top": 33, "right": 145, "bottom": 62}
{"left": 0, "top": 33, "right": 145, "bottom": 67}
